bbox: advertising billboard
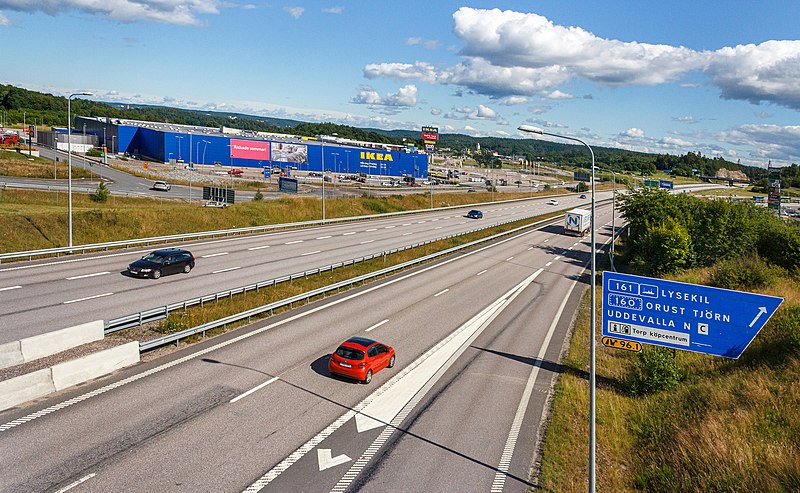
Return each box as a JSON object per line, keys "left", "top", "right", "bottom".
{"left": 271, "top": 143, "right": 308, "bottom": 164}
{"left": 230, "top": 139, "right": 270, "bottom": 161}
{"left": 421, "top": 132, "right": 439, "bottom": 141}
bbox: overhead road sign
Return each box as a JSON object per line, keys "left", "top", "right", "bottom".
{"left": 602, "top": 272, "right": 783, "bottom": 358}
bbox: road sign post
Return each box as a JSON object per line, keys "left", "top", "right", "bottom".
{"left": 602, "top": 272, "right": 783, "bottom": 358}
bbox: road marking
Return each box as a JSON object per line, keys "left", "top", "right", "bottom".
{"left": 0, "top": 285, "right": 22, "bottom": 292}
{"left": 476, "top": 269, "right": 487, "bottom": 276}
{"left": 543, "top": 239, "right": 549, "bottom": 243}
{"left": 554, "top": 256, "right": 562, "bottom": 261}
{"left": 316, "top": 236, "right": 332, "bottom": 240}
{"left": 527, "top": 247, "right": 534, "bottom": 250}
{"left": 573, "top": 242, "right": 580, "bottom": 247}
{"left": 506, "top": 256, "right": 514, "bottom": 261}
{"left": 285, "top": 240, "right": 303, "bottom": 245}
{"left": 360, "top": 240, "right": 374, "bottom": 244}
{"left": 402, "top": 223, "right": 411, "bottom": 226}
{"left": 365, "top": 319, "right": 389, "bottom": 332}
{"left": 230, "top": 377, "right": 279, "bottom": 403}
{"left": 317, "top": 449, "right": 351, "bottom": 471}
{"left": 343, "top": 232, "right": 356, "bottom": 235}
{"left": 202, "top": 252, "right": 229, "bottom": 258}
{"left": 301, "top": 250, "right": 321, "bottom": 256}
{"left": 63, "top": 292, "right": 113, "bottom": 304}
{"left": 247, "top": 245, "right": 270, "bottom": 251}
{"left": 431, "top": 218, "right": 439, "bottom": 221}
{"left": 433, "top": 288, "right": 449, "bottom": 297}
{"left": 55, "top": 473, "right": 96, "bottom": 493}
{"left": 384, "top": 225, "right": 395, "bottom": 229}
{"left": 435, "top": 226, "right": 443, "bottom": 229}
{"left": 568, "top": 246, "right": 574, "bottom": 250}
{"left": 402, "top": 232, "right": 413, "bottom": 236}
{"left": 212, "top": 266, "right": 241, "bottom": 274}
{"left": 417, "top": 221, "right": 425, "bottom": 223}
{"left": 65, "top": 271, "right": 110, "bottom": 280}
{"left": 545, "top": 261, "right": 553, "bottom": 267}
{"left": 491, "top": 270, "right": 581, "bottom": 492}
{"left": 365, "top": 228, "right": 377, "bottom": 232}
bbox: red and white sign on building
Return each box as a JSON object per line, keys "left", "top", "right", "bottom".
{"left": 230, "top": 139, "right": 271, "bottom": 160}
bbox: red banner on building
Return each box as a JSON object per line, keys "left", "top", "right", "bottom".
{"left": 230, "top": 139, "right": 270, "bottom": 161}
{"left": 421, "top": 132, "right": 439, "bottom": 141}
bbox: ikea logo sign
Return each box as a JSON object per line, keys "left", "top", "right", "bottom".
{"left": 360, "top": 151, "right": 393, "bottom": 162}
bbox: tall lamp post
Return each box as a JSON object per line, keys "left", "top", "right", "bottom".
{"left": 202, "top": 140, "right": 210, "bottom": 165}
{"left": 67, "top": 92, "right": 93, "bottom": 251}
{"left": 518, "top": 124, "right": 597, "bottom": 493}
{"left": 321, "top": 136, "right": 326, "bottom": 222}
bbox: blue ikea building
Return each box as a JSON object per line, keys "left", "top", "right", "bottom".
{"left": 76, "top": 116, "right": 428, "bottom": 178}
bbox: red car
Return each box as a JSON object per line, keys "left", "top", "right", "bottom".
{"left": 227, "top": 168, "right": 244, "bottom": 175}
{"left": 328, "top": 337, "right": 396, "bottom": 384}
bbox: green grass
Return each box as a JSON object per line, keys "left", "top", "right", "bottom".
{"left": 0, "top": 149, "right": 93, "bottom": 179}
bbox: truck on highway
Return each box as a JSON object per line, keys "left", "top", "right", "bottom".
{"left": 564, "top": 208, "right": 591, "bottom": 236}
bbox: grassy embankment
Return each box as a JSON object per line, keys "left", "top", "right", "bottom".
{"left": 0, "top": 149, "right": 93, "bottom": 179}
{"left": 538, "top": 263, "right": 800, "bottom": 491}
{"left": 0, "top": 187, "right": 562, "bottom": 254}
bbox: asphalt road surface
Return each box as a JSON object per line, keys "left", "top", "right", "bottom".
{"left": 0, "top": 204, "right": 616, "bottom": 492}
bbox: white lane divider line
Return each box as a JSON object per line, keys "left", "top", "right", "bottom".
{"left": 316, "top": 236, "right": 332, "bottom": 240}
{"left": 417, "top": 221, "right": 425, "bottom": 223}
{"left": 55, "top": 473, "right": 97, "bottom": 493}
{"left": 365, "top": 319, "right": 389, "bottom": 332}
{"left": 506, "top": 257, "right": 514, "bottom": 261}
{"left": 63, "top": 292, "right": 113, "bottom": 304}
{"left": 65, "top": 271, "right": 110, "bottom": 280}
{"left": 0, "top": 285, "right": 22, "bottom": 292}
{"left": 433, "top": 288, "right": 449, "bottom": 297}
{"left": 527, "top": 247, "right": 534, "bottom": 251}
{"left": 301, "top": 251, "right": 321, "bottom": 256}
{"left": 573, "top": 242, "right": 580, "bottom": 247}
{"left": 212, "top": 266, "right": 241, "bottom": 274}
{"left": 435, "top": 226, "right": 443, "bottom": 229}
{"left": 360, "top": 240, "right": 374, "bottom": 244}
{"left": 431, "top": 218, "right": 439, "bottom": 222}
{"left": 543, "top": 239, "right": 549, "bottom": 243}
{"left": 365, "top": 228, "right": 377, "bottom": 232}
{"left": 554, "top": 256, "right": 562, "bottom": 261}
{"left": 545, "top": 261, "right": 553, "bottom": 267}
{"left": 476, "top": 269, "right": 487, "bottom": 276}
{"left": 230, "top": 377, "right": 279, "bottom": 404}
{"left": 247, "top": 245, "right": 270, "bottom": 251}
{"left": 343, "top": 232, "right": 356, "bottom": 236}
{"left": 384, "top": 225, "right": 395, "bottom": 229}
{"left": 202, "top": 252, "right": 229, "bottom": 258}
{"left": 402, "top": 232, "right": 413, "bottom": 236}
{"left": 285, "top": 240, "right": 303, "bottom": 245}
{"left": 402, "top": 223, "right": 411, "bottom": 226}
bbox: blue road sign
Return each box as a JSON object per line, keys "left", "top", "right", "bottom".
{"left": 659, "top": 179, "right": 674, "bottom": 190}
{"left": 263, "top": 167, "right": 270, "bottom": 178}
{"left": 602, "top": 272, "right": 783, "bottom": 358}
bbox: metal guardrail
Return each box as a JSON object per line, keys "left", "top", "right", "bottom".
{"left": 137, "top": 213, "right": 564, "bottom": 351}
{"left": 0, "top": 194, "right": 568, "bottom": 263}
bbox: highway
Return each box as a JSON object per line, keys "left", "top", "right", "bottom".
{"left": 0, "top": 203, "right": 615, "bottom": 492}
{"left": 0, "top": 193, "right": 597, "bottom": 343}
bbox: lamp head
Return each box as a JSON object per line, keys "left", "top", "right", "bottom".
{"left": 518, "top": 125, "right": 543, "bottom": 135}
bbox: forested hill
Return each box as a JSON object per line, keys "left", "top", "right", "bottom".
{"left": 0, "top": 83, "right": 756, "bottom": 178}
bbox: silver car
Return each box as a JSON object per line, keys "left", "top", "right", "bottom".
{"left": 152, "top": 181, "right": 171, "bottom": 191}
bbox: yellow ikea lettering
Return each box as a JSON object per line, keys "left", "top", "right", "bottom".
{"left": 359, "top": 152, "right": 394, "bottom": 162}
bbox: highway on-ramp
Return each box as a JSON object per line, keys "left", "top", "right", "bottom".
{"left": 0, "top": 203, "right": 615, "bottom": 492}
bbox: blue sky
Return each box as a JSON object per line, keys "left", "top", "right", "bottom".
{"left": 2, "top": 1, "right": 799, "bottom": 166}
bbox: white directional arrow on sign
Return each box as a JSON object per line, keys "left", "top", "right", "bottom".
{"left": 749, "top": 307, "right": 767, "bottom": 328}
{"left": 317, "top": 449, "right": 351, "bottom": 471}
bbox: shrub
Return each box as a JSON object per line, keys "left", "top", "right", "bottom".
{"left": 708, "top": 254, "right": 785, "bottom": 290}
{"left": 641, "top": 216, "right": 692, "bottom": 275}
{"left": 253, "top": 189, "right": 264, "bottom": 201}
{"left": 626, "top": 346, "right": 681, "bottom": 395}
{"left": 90, "top": 181, "right": 110, "bottom": 203}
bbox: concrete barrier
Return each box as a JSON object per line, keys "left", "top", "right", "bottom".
{"left": 0, "top": 320, "right": 104, "bottom": 370}
{"left": 51, "top": 342, "right": 139, "bottom": 391}
{"left": 0, "top": 368, "right": 56, "bottom": 412}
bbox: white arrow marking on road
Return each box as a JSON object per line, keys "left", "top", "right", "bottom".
{"left": 749, "top": 307, "right": 767, "bottom": 328}
{"left": 317, "top": 449, "right": 351, "bottom": 471}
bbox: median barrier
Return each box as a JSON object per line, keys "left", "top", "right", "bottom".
{"left": 0, "top": 320, "right": 105, "bottom": 370}
{"left": 51, "top": 341, "right": 139, "bottom": 391}
{"left": 0, "top": 368, "right": 56, "bottom": 412}
{"left": 0, "top": 340, "right": 24, "bottom": 369}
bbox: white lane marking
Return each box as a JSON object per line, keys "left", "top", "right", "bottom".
{"left": 63, "top": 292, "right": 113, "bottom": 304}
{"left": 55, "top": 473, "right": 97, "bottom": 493}
{"left": 212, "top": 266, "right": 241, "bottom": 274}
{"left": 476, "top": 269, "right": 487, "bottom": 276}
{"left": 431, "top": 218, "right": 439, "bottom": 221}
{"left": 230, "top": 377, "right": 279, "bottom": 404}
{"left": 573, "top": 242, "right": 580, "bottom": 247}
{"left": 365, "top": 228, "right": 377, "bottom": 232}
{"left": 402, "top": 223, "right": 411, "bottom": 226}
{"left": 543, "top": 239, "right": 549, "bottom": 243}
{"left": 491, "top": 270, "right": 581, "bottom": 492}
{"left": 527, "top": 247, "right": 534, "bottom": 251}
{"left": 506, "top": 256, "right": 514, "bottom": 261}
{"left": 247, "top": 245, "right": 270, "bottom": 251}
{"left": 402, "top": 232, "right": 413, "bottom": 236}
{"left": 202, "top": 252, "right": 229, "bottom": 258}
{"left": 301, "top": 250, "right": 321, "bottom": 256}
{"left": 459, "top": 221, "right": 466, "bottom": 224}
{"left": 365, "top": 319, "right": 389, "bottom": 332}
{"left": 417, "top": 221, "right": 425, "bottom": 223}
{"left": 360, "top": 240, "right": 374, "bottom": 244}
{"left": 554, "top": 256, "right": 562, "bottom": 261}
{"left": 65, "top": 271, "right": 110, "bottom": 280}
{"left": 318, "top": 449, "right": 351, "bottom": 471}
{"left": 343, "top": 232, "right": 356, "bottom": 236}
{"left": 316, "top": 236, "right": 332, "bottom": 240}
{"left": 1, "top": 224, "right": 539, "bottom": 433}
{"left": 384, "top": 226, "right": 395, "bottom": 229}
{"left": 568, "top": 246, "right": 574, "bottom": 250}
{"left": 0, "top": 285, "right": 22, "bottom": 292}
{"left": 285, "top": 240, "right": 303, "bottom": 245}
{"left": 545, "top": 261, "right": 553, "bottom": 267}
{"left": 433, "top": 288, "right": 449, "bottom": 297}
{"left": 435, "top": 226, "right": 443, "bottom": 229}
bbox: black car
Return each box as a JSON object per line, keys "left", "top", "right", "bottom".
{"left": 127, "top": 248, "right": 195, "bottom": 279}
{"left": 466, "top": 209, "right": 483, "bottom": 219}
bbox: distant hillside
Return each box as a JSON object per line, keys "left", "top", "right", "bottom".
{"left": 0, "top": 83, "right": 759, "bottom": 179}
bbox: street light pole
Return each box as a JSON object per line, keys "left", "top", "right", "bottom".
{"left": 321, "top": 136, "right": 326, "bottom": 222}
{"left": 518, "top": 124, "right": 597, "bottom": 493}
{"left": 67, "top": 92, "right": 93, "bottom": 251}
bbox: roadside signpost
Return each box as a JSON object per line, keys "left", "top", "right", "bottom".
{"left": 602, "top": 272, "right": 783, "bottom": 358}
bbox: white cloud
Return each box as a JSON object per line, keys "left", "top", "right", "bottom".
{"left": 406, "top": 37, "right": 440, "bottom": 50}
{"left": 322, "top": 6, "right": 343, "bottom": 14}
{"left": 622, "top": 128, "right": 645, "bottom": 138}
{"left": 430, "top": 107, "right": 442, "bottom": 115}
{"left": 498, "top": 96, "right": 528, "bottom": 106}
{"left": 0, "top": 0, "right": 220, "bottom": 25}
{"left": 284, "top": 6, "right": 304, "bottom": 19}
{"left": 476, "top": 104, "right": 497, "bottom": 118}
{"left": 528, "top": 105, "right": 551, "bottom": 115}
{"left": 660, "top": 136, "right": 693, "bottom": 147}
{"left": 547, "top": 90, "right": 574, "bottom": 100}
{"left": 716, "top": 124, "right": 800, "bottom": 164}
{"left": 350, "top": 84, "right": 418, "bottom": 108}
{"left": 0, "top": 12, "right": 9, "bottom": 26}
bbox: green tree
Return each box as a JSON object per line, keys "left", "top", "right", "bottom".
{"left": 640, "top": 216, "right": 693, "bottom": 274}
{"left": 90, "top": 181, "right": 110, "bottom": 203}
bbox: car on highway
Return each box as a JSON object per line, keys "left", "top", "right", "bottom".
{"left": 547, "top": 199, "right": 559, "bottom": 205}
{"left": 127, "top": 248, "right": 195, "bottom": 279}
{"left": 152, "top": 181, "right": 171, "bottom": 191}
{"left": 579, "top": 194, "right": 587, "bottom": 199}
{"left": 466, "top": 209, "right": 483, "bottom": 219}
{"left": 227, "top": 168, "right": 244, "bottom": 175}
{"left": 467, "top": 189, "right": 477, "bottom": 193}
{"left": 328, "top": 337, "right": 395, "bottom": 384}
